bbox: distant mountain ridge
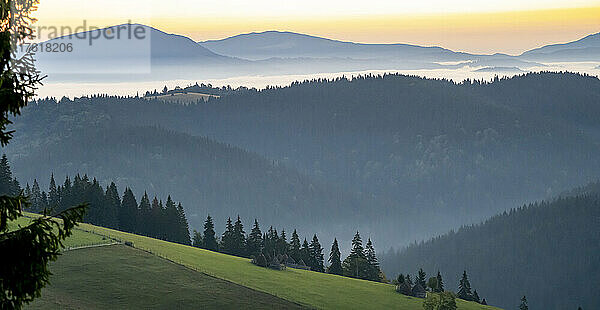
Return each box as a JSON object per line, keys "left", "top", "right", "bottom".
{"left": 33, "top": 24, "right": 248, "bottom": 81}
{"left": 200, "top": 30, "right": 472, "bottom": 61}
{"left": 520, "top": 32, "right": 600, "bottom": 61}
{"left": 32, "top": 24, "right": 600, "bottom": 82}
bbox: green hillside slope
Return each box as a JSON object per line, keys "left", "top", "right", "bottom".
{"left": 25, "top": 214, "right": 498, "bottom": 310}
{"left": 8, "top": 216, "right": 112, "bottom": 249}
{"left": 28, "top": 245, "right": 306, "bottom": 310}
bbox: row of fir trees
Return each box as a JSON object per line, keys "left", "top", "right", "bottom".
{"left": 192, "top": 215, "right": 385, "bottom": 282}
{"left": 7, "top": 160, "right": 192, "bottom": 245}
{"left": 395, "top": 268, "right": 488, "bottom": 305}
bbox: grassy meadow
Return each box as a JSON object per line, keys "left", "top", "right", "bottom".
{"left": 69, "top": 218, "right": 499, "bottom": 309}
{"left": 28, "top": 245, "right": 306, "bottom": 309}
{"left": 8, "top": 216, "right": 112, "bottom": 248}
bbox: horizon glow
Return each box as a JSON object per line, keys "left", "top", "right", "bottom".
{"left": 32, "top": 0, "right": 600, "bottom": 55}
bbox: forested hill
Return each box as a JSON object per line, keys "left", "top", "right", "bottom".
{"left": 464, "top": 72, "right": 600, "bottom": 129}
{"left": 6, "top": 112, "right": 365, "bottom": 239}
{"left": 8, "top": 71, "right": 600, "bottom": 248}
{"left": 380, "top": 185, "right": 600, "bottom": 310}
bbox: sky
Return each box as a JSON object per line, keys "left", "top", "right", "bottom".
{"left": 32, "top": 0, "right": 600, "bottom": 55}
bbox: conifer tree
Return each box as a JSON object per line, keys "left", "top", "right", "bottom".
{"left": 149, "top": 197, "right": 164, "bottom": 239}
{"left": 327, "top": 238, "right": 343, "bottom": 275}
{"left": 30, "top": 179, "right": 43, "bottom": 212}
{"left": 82, "top": 178, "right": 104, "bottom": 225}
{"left": 137, "top": 192, "right": 151, "bottom": 235}
{"left": 232, "top": 216, "right": 246, "bottom": 257}
{"left": 202, "top": 215, "right": 218, "bottom": 251}
{"left": 300, "top": 238, "right": 310, "bottom": 266}
{"left": 247, "top": 219, "right": 263, "bottom": 258}
{"left": 0, "top": 9, "right": 87, "bottom": 305}
{"left": 103, "top": 182, "right": 120, "bottom": 229}
{"left": 519, "top": 296, "right": 528, "bottom": 310}
{"left": 417, "top": 268, "right": 427, "bottom": 289}
{"left": 0, "top": 154, "right": 19, "bottom": 196}
{"left": 309, "top": 234, "right": 324, "bottom": 272}
{"left": 365, "top": 238, "right": 382, "bottom": 281}
{"left": 436, "top": 271, "right": 444, "bottom": 292}
{"left": 119, "top": 188, "right": 138, "bottom": 233}
{"left": 342, "top": 231, "right": 369, "bottom": 279}
{"left": 397, "top": 274, "right": 405, "bottom": 284}
{"left": 277, "top": 229, "right": 288, "bottom": 255}
{"left": 220, "top": 217, "right": 235, "bottom": 255}
{"left": 176, "top": 203, "right": 191, "bottom": 245}
{"left": 457, "top": 270, "right": 473, "bottom": 300}
{"left": 472, "top": 290, "right": 480, "bottom": 303}
{"left": 0, "top": 154, "right": 11, "bottom": 195}
{"left": 262, "top": 232, "right": 268, "bottom": 254}
{"left": 47, "top": 174, "right": 59, "bottom": 208}
{"left": 263, "top": 226, "right": 278, "bottom": 257}
{"left": 192, "top": 230, "right": 203, "bottom": 248}
{"left": 406, "top": 274, "right": 413, "bottom": 287}
{"left": 164, "top": 196, "right": 178, "bottom": 241}
{"left": 289, "top": 229, "right": 301, "bottom": 262}
{"left": 39, "top": 192, "right": 48, "bottom": 213}
{"left": 61, "top": 176, "right": 72, "bottom": 209}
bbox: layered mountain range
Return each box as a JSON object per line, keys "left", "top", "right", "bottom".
{"left": 32, "top": 24, "right": 599, "bottom": 82}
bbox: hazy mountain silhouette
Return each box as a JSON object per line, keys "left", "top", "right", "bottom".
{"left": 200, "top": 31, "right": 472, "bottom": 61}
{"left": 31, "top": 25, "right": 598, "bottom": 82}
{"left": 33, "top": 24, "right": 247, "bottom": 81}
{"left": 200, "top": 30, "right": 545, "bottom": 70}
{"left": 521, "top": 32, "right": 600, "bottom": 61}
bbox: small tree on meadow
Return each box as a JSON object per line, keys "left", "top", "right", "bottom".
{"left": 342, "top": 231, "right": 369, "bottom": 279}
{"left": 423, "top": 291, "right": 457, "bottom": 310}
{"left": 472, "top": 290, "right": 480, "bottom": 303}
{"left": 457, "top": 270, "right": 473, "bottom": 300}
{"left": 365, "top": 238, "right": 382, "bottom": 281}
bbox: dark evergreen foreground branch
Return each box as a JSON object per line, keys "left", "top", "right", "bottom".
{"left": 0, "top": 203, "right": 86, "bottom": 309}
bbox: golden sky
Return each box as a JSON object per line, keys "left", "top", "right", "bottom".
{"left": 33, "top": 0, "right": 600, "bottom": 55}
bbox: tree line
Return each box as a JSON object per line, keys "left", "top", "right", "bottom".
{"left": 381, "top": 188, "right": 600, "bottom": 310}
{"left": 192, "top": 215, "right": 385, "bottom": 282}
{"left": 394, "top": 267, "right": 487, "bottom": 305}
{"left": 0, "top": 155, "right": 192, "bottom": 245}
